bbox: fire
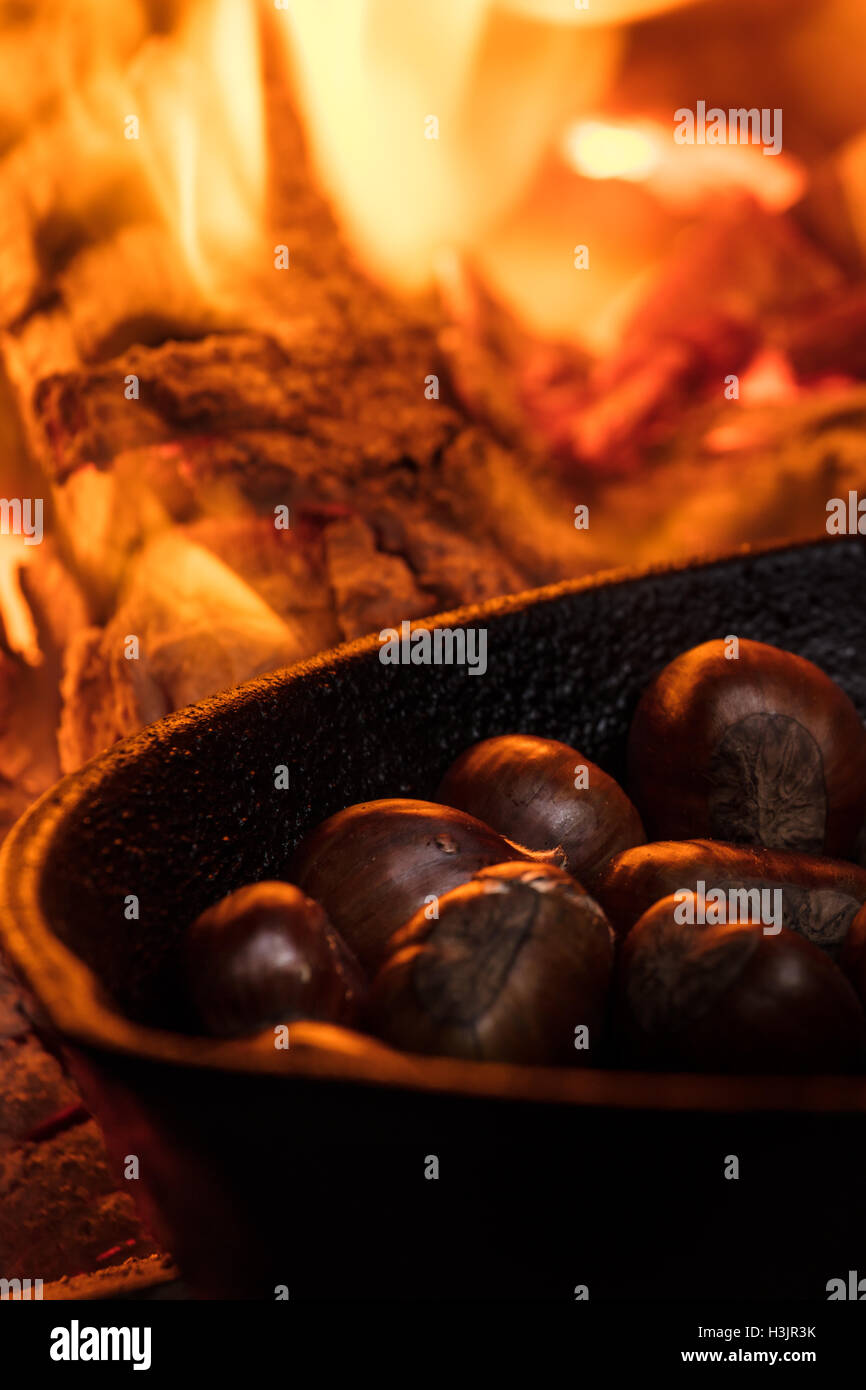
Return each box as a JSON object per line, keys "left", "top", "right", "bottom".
{"left": 30, "top": 0, "right": 267, "bottom": 300}
{"left": 563, "top": 120, "right": 661, "bottom": 182}
{"left": 271, "top": 0, "right": 626, "bottom": 290}
{"left": 131, "top": 0, "right": 266, "bottom": 288}
{"left": 0, "top": 537, "right": 41, "bottom": 667}
{"left": 273, "top": 0, "right": 804, "bottom": 356}
{"left": 272, "top": 0, "right": 696, "bottom": 292}
{"left": 499, "top": 0, "right": 696, "bottom": 16}
{"left": 562, "top": 117, "right": 805, "bottom": 212}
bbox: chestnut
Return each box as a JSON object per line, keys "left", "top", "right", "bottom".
{"left": 615, "top": 892, "right": 866, "bottom": 1073}
{"left": 364, "top": 861, "right": 614, "bottom": 1066}
{"left": 841, "top": 902, "right": 866, "bottom": 1009}
{"left": 628, "top": 639, "right": 866, "bottom": 857}
{"left": 185, "top": 881, "right": 365, "bottom": 1038}
{"left": 290, "top": 799, "right": 566, "bottom": 972}
{"left": 594, "top": 839, "right": 866, "bottom": 955}
{"left": 436, "top": 734, "right": 645, "bottom": 885}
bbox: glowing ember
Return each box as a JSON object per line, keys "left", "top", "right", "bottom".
{"left": 739, "top": 350, "right": 801, "bottom": 406}
{"left": 562, "top": 116, "right": 805, "bottom": 212}
{"left": 563, "top": 119, "right": 660, "bottom": 181}
{"left": 0, "top": 538, "right": 40, "bottom": 667}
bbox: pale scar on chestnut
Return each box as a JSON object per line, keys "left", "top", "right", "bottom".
{"left": 708, "top": 713, "right": 827, "bottom": 853}
{"left": 720, "top": 881, "right": 858, "bottom": 957}
{"left": 411, "top": 886, "right": 538, "bottom": 1024}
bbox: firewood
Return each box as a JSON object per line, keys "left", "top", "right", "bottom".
{"left": 58, "top": 223, "right": 224, "bottom": 362}
{"left": 180, "top": 515, "right": 340, "bottom": 651}
{"left": 371, "top": 508, "right": 525, "bottom": 611}
{"left": 57, "top": 528, "right": 323, "bottom": 772}
{"left": 0, "top": 49, "right": 590, "bottom": 650}
{"left": 323, "top": 515, "right": 436, "bottom": 642}
{"left": 0, "top": 105, "right": 147, "bottom": 331}
{"left": 0, "top": 543, "right": 90, "bottom": 830}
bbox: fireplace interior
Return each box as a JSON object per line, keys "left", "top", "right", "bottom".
{"left": 1, "top": 0, "right": 866, "bottom": 1298}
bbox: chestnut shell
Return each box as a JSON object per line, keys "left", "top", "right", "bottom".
{"left": 627, "top": 639, "right": 866, "bottom": 857}
{"left": 615, "top": 893, "right": 866, "bottom": 1073}
{"left": 841, "top": 902, "right": 866, "bottom": 1009}
{"left": 185, "top": 881, "right": 365, "bottom": 1038}
{"left": 594, "top": 839, "right": 866, "bottom": 954}
{"left": 436, "top": 734, "right": 645, "bottom": 885}
{"left": 290, "top": 799, "right": 565, "bottom": 973}
{"left": 365, "top": 861, "right": 614, "bottom": 1066}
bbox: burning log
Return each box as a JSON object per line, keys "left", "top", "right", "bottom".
{"left": 323, "top": 515, "right": 436, "bottom": 642}
{"left": 57, "top": 528, "right": 334, "bottom": 772}
{"left": 0, "top": 541, "right": 90, "bottom": 834}
{"left": 57, "top": 224, "right": 225, "bottom": 363}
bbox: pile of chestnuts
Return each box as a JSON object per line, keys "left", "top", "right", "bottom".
{"left": 182, "top": 638, "right": 866, "bottom": 1076}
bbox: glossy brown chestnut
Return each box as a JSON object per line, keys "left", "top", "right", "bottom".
{"left": 436, "top": 734, "right": 645, "bottom": 885}
{"left": 628, "top": 639, "right": 866, "bottom": 856}
{"left": 364, "top": 861, "right": 614, "bottom": 1066}
{"left": 594, "top": 839, "right": 866, "bottom": 954}
{"left": 615, "top": 892, "right": 866, "bottom": 1073}
{"left": 840, "top": 902, "right": 866, "bottom": 1009}
{"left": 290, "top": 799, "right": 566, "bottom": 972}
{"left": 185, "top": 881, "right": 365, "bottom": 1038}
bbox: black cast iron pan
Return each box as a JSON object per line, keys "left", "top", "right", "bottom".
{"left": 2, "top": 536, "right": 865, "bottom": 1299}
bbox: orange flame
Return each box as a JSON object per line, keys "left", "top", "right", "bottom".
{"left": 46, "top": 0, "right": 267, "bottom": 299}
{"left": 564, "top": 120, "right": 661, "bottom": 182}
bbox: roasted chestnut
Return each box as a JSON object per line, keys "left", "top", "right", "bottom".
{"left": 594, "top": 839, "right": 866, "bottom": 954}
{"left": 436, "top": 734, "right": 645, "bottom": 885}
{"left": 290, "top": 799, "right": 566, "bottom": 972}
{"left": 185, "top": 881, "right": 365, "bottom": 1037}
{"left": 841, "top": 902, "right": 866, "bottom": 1009}
{"left": 364, "top": 861, "right": 614, "bottom": 1066}
{"left": 615, "top": 892, "right": 866, "bottom": 1073}
{"left": 628, "top": 639, "right": 866, "bottom": 857}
